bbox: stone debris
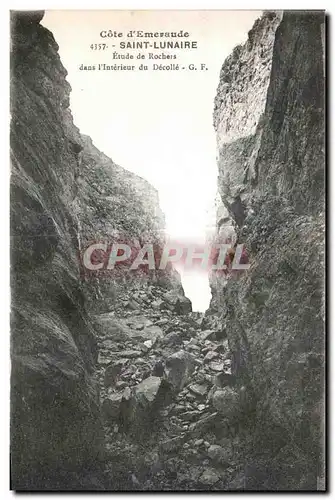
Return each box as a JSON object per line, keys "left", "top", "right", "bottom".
{"left": 165, "top": 350, "right": 197, "bottom": 392}
{"left": 207, "top": 444, "right": 231, "bottom": 464}
{"left": 95, "top": 280, "right": 235, "bottom": 490}
{"left": 208, "top": 362, "right": 225, "bottom": 372}
{"left": 199, "top": 468, "right": 220, "bottom": 486}
{"left": 135, "top": 376, "right": 162, "bottom": 402}
{"left": 212, "top": 387, "right": 240, "bottom": 419}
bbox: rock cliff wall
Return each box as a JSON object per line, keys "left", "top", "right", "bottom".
{"left": 76, "top": 134, "right": 183, "bottom": 313}
{"left": 10, "top": 11, "right": 103, "bottom": 489}
{"left": 10, "top": 11, "right": 182, "bottom": 489}
{"left": 210, "top": 11, "right": 325, "bottom": 490}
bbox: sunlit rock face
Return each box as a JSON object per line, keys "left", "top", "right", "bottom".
{"left": 76, "top": 134, "right": 184, "bottom": 314}
{"left": 213, "top": 11, "right": 282, "bottom": 225}
{"left": 210, "top": 11, "right": 325, "bottom": 490}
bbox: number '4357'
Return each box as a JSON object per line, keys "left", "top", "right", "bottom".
{"left": 90, "top": 44, "right": 107, "bottom": 50}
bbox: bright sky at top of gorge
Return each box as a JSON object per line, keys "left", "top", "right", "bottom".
{"left": 42, "top": 10, "right": 261, "bottom": 311}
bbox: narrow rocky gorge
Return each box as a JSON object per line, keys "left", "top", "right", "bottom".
{"left": 10, "top": 10, "right": 325, "bottom": 491}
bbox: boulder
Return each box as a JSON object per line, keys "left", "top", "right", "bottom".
{"left": 194, "top": 439, "right": 204, "bottom": 447}
{"left": 124, "top": 315, "right": 153, "bottom": 330}
{"left": 151, "top": 299, "right": 166, "bottom": 310}
{"left": 214, "top": 372, "right": 236, "bottom": 388}
{"left": 102, "top": 392, "right": 124, "bottom": 420}
{"left": 97, "top": 353, "right": 111, "bottom": 365}
{"left": 134, "top": 376, "right": 162, "bottom": 408}
{"left": 178, "top": 295, "right": 193, "bottom": 315}
{"left": 165, "top": 350, "right": 196, "bottom": 392}
{"left": 160, "top": 436, "right": 185, "bottom": 453}
{"left": 179, "top": 410, "right": 201, "bottom": 422}
{"left": 163, "top": 290, "right": 192, "bottom": 315}
{"left": 188, "top": 383, "right": 208, "bottom": 397}
{"left": 96, "top": 316, "right": 162, "bottom": 344}
{"left": 104, "top": 361, "right": 124, "bottom": 387}
{"left": 129, "top": 376, "right": 173, "bottom": 433}
{"left": 207, "top": 444, "right": 231, "bottom": 465}
{"left": 209, "top": 362, "right": 225, "bottom": 372}
{"left": 203, "top": 350, "right": 219, "bottom": 363}
{"left": 201, "top": 330, "right": 217, "bottom": 341}
{"left": 152, "top": 360, "right": 165, "bottom": 377}
{"left": 95, "top": 316, "right": 134, "bottom": 342}
{"left": 124, "top": 299, "right": 140, "bottom": 310}
{"left": 142, "top": 325, "right": 164, "bottom": 343}
{"left": 116, "top": 350, "right": 142, "bottom": 359}
{"left": 212, "top": 387, "right": 240, "bottom": 419}
{"left": 143, "top": 339, "right": 153, "bottom": 349}
{"left": 199, "top": 468, "right": 220, "bottom": 486}
{"left": 189, "top": 412, "right": 219, "bottom": 437}
{"left": 162, "top": 331, "right": 183, "bottom": 346}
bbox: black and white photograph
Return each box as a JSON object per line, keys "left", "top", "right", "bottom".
{"left": 9, "top": 8, "right": 326, "bottom": 491}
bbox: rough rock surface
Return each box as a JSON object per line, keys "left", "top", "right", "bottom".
{"left": 96, "top": 283, "right": 240, "bottom": 490}
{"left": 10, "top": 9, "right": 325, "bottom": 492}
{"left": 10, "top": 11, "right": 104, "bottom": 490}
{"left": 209, "top": 10, "right": 325, "bottom": 490}
{"left": 10, "top": 11, "right": 183, "bottom": 490}
{"left": 76, "top": 134, "right": 185, "bottom": 314}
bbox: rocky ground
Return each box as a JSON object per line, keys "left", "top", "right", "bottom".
{"left": 92, "top": 281, "right": 246, "bottom": 491}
